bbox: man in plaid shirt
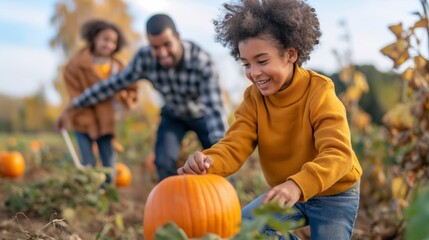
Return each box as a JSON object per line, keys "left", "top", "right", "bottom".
{"left": 57, "top": 14, "right": 228, "bottom": 181}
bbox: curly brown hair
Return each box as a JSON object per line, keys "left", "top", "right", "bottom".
{"left": 81, "top": 19, "right": 127, "bottom": 54}
{"left": 214, "top": 0, "right": 321, "bottom": 66}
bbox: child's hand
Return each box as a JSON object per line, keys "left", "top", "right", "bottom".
{"left": 262, "top": 180, "right": 302, "bottom": 207}
{"left": 177, "top": 151, "right": 213, "bottom": 175}
{"left": 55, "top": 103, "right": 73, "bottom": 131}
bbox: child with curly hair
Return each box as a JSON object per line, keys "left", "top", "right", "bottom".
{"left": 62, "top": 19, "right": 138, "bottom": 184}
{"left": 178, "top": 0, "right": 362, "bottom": 239}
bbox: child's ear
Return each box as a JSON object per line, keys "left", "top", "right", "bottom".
{"left": 287, "top": 48, "right": 298, "bottom": 63}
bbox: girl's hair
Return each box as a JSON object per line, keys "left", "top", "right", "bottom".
{"left": 81, "top": 19, "right": 127, "bottom": 54}
{"left": 214, "top": 0, "right": 322, "bottom": 66}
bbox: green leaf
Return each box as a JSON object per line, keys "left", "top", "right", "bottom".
{"left": 155, "top": 222, "right": 189, "bottom": 240}
{"left": 404, "top": 186, "right": 429, "bottom": 240}
{"left": 198, "top": 233, "right": 223, "bottom": 240}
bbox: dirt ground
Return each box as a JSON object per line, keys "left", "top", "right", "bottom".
{"left": 0, "top": 160, "right": 371, "bottom": 240}
{"left": 0, "top": 160, "right": 157, "bottom": 240}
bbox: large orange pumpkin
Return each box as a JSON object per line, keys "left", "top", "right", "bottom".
{"left": 115, "top": 162, "right": 131, "bottom": 187}
{"left": 143, "top": 174, "right": 241, "bottom": 240}
{"left": 0, "top": 151, "right": 25, "bottom": 178}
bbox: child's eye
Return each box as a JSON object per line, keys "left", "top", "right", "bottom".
{"left": 242, "top": 63, "right": 250, "bottom": 68}
{"left": 258, "top": 60, "right": 268, "bottom": 65}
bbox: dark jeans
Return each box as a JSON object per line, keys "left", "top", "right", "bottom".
{"left": 74, "top": 131, "right": 115, "bottom": 184}
{"left": 155, "top": 107, "right": 216, "bottom": 181}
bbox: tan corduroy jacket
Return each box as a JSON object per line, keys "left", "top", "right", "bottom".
{"left": 63, "top": 48, "right": 138, "bottom": 139}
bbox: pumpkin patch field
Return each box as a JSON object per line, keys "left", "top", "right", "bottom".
{"left": 1, "top": 125, "right": 428, "bottom": 240}
{"left": 0, "top": 133, "right": 285, "bottom": 239}
{"left": 0, "top": 133, "right": 157, "bottom": 239}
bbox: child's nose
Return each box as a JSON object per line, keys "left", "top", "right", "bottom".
{"left": 250, "top": 66, "right": 262, "bottom": 79}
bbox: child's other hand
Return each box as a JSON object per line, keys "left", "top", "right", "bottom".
{"left": 262, "top": 180, "right": 302, "bottom": 207}
{"left": 177, "top": 151, "right": 213, "bottom": 175}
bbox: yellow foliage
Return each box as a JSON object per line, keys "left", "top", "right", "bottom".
{"left": 372, "top": 163, "right": 386, "bottom": 186}
{"left": 344, "top": 86, "right": 362, "bottom": 102}
{"left": 382, "top": 103, "right": 414, "bottom": 130}
{"left": 380, "top": 40, "right": 410, "bottom": 68}
{"left": 391, "top": 176, "right": 407, "bottom": 199}
{"left": 339, "top": 65, "right": 353, "bottom": 83}
{"left": 388, "top": 23, "right": 403, "bottom": 39}
{"left": 414, "top": 55, "right": 428, "bottom": 70}
{"left": 352, "top": 110, "right": 371, "bottom": 131}
{"left": 401, "top": 68, "right": 414, "bottom": 82}
{"left": 412, "top": 18, "right": 428, "bottom": 29}
{"left": 353, "top": 71, "right": 369, "bottom": 92}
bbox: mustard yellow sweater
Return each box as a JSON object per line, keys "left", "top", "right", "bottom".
{"left": 205, "top": 65, "right": 362, "bottom": 202}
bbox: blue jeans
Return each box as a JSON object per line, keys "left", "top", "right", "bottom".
{"left": 155, "top": 107, "right": 215, "bottom": 181}
{"left": 74, "top": 132, "right": 115, "bottom": 184}
{"left": 242, "top": 182, "right": 360, "bottom": 240}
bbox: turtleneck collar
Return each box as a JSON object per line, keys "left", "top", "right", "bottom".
{"left": 266, "top": 64, "right": 311, "bottom": 107}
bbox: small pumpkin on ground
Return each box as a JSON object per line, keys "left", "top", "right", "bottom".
{"left": 0, "top": 151, "right": 25, "bottom": 178}
{"left": 115, "top": 162, "right": 131, "bottom": 187}
{"left": 143, "top": 174, "right": 241, "bottom": 240}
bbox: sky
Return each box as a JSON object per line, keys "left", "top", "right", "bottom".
{"left": 0, "top": 0, "right": 424, "bottom": 105}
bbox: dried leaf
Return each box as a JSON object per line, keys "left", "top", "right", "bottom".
{"left": 339, "top": 65, "right": 353, "bottom": 83}
{"left": 401, "top": 68, "right": 414, "bottom": 82}
{"left": 412, "top": 18, "right": 428, "bottom": 29}
{"left": 392, "top": 177, "right": 407, "bottom": 199}
{"left": 382, "top": 103, "right": 414, "bottom": 130}
{"left": 414, "top": 55, "right": 428, "bottom": 70}
{"left": 380, "top": 40, "right": 410, "bottom": 68}
{"left": 372, "top": 163, "right": 386, "bottom": 186}
{"left": 344, "top": 87, "right": 362, "bottom": 102}
{"left": 412, "top": 72, "right": 427, "bottom": 89}
{"left": 353, "top": 71, "right": 369, "bottom": 92}
{"left": 389, "top": 23, "right": 403, "bottom": 39}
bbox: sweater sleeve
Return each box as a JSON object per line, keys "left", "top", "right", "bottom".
{"left": 63, "top": 64, "right": 83, "bottom": 99}
{"left": 288, "top": 81, "right": 355, "bottom": 202}
{"left": 204, "top": 87, "right": 258, "bottom": 176}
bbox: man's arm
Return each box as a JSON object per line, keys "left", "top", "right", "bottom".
{"left": 199, "top": 57, "right": 228, "bottom": 144}
{"left": 72, "top": 49, "right": 147, "bottom": 108}
{"left": 56, "top": 49, "right": 147, "bottom": 130}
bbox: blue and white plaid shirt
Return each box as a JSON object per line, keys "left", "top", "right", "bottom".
{"left": 72, "top": 41, "right": 227, "bottom": 142}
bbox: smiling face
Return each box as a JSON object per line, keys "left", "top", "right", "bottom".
{"left": 148, "top": 28, "right": 183, "bottom": 69}
{"left": 238, "top": 36, "right": 297, "bottom": 96}
{"left": 93, "top": 28, "right": 118, "bottom": 57}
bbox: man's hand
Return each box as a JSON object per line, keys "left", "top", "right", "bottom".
{"left": 263, "top": 180, "right": 302, "bottom": 208}
{"left": 56, "top": 103, "right": 73, "bottom": 131}
{"left": 177, "top": 151, "right": 213, "bottom": 175}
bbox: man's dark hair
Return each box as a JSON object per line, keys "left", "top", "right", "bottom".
{"left": 214, "top": 0, "right": 322, "bottom": 66}
{"left": 146, "top": 14, "right": 177, "bottom": 35}
{"left": 81, "top": 19, "right": 127, "bottom": 54}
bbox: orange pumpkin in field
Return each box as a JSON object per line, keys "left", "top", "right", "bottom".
{"left": 115, "top": 162, "right": 131, "bottom": 187}
{"left": 0, "top": 151, "right": 25, "bottom": 178}
{"left": 143, "top": 174, "right": 241, "bottom": 240}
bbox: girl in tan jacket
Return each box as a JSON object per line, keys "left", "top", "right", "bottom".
{"left": 63, "top": 20, "right": 137, "bottom": 184}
